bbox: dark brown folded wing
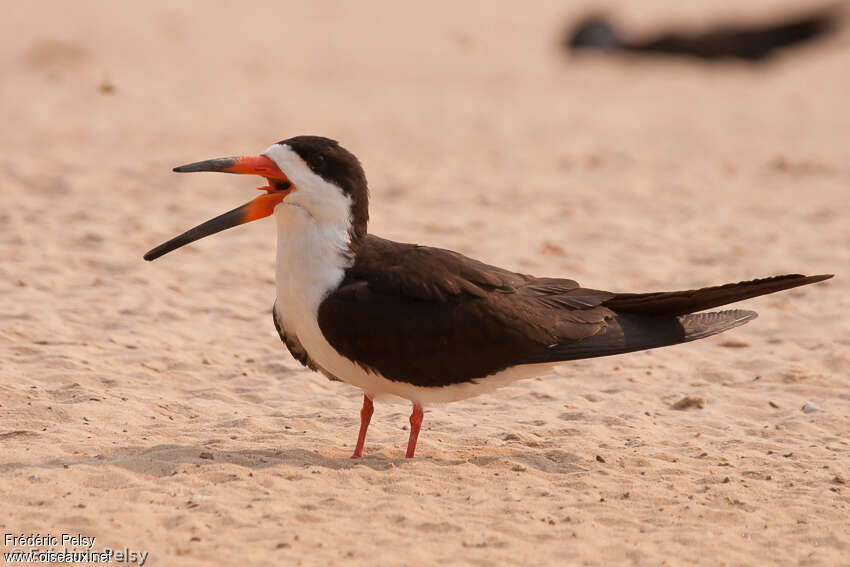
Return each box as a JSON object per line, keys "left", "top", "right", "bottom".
{"left": 317, "top": 235, "right": 615, "bottom": 386}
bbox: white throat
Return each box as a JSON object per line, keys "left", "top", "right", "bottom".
{"left": 273, "top": 203, "right": 352, "bottom": 316}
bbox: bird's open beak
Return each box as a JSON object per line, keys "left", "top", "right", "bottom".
{"left": 144, "top": 155, "right": 292, "bottom": 261}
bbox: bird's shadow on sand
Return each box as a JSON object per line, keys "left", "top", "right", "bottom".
{"left": 1, "top": 444, "right": 586, "bottom": 477}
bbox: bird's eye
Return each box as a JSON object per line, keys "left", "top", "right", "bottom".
{"left": 272, "top": 180, "right": 292, "bottom": 191}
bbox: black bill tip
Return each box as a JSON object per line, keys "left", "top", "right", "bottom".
{"left": 143, "top": 249, "right": 164, "bottom": 262}
{"left": 144, "top": 235, "right": 197, "bottom": 261}
{"left": 143, "top": 201, "right": 253, "bottom": 261}
{"left": 173, "top": 157, "right": 239, "bottom": 174}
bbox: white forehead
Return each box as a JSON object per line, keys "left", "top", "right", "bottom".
{"left": 262, "top": 143, "right": 352, "bottom": 224}
{"left": 262, "top": 144, "right": 313, "bottom": 182}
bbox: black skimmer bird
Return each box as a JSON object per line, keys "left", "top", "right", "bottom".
{"left": 567, "top": 6, "right": 839, "bottom": 61}
{"left": 144, "top": 136, "right": 833, "bottom": 458}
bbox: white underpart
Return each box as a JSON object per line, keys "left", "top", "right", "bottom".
{"left": 265, "top": 144, "right": 556, "bottom": 405}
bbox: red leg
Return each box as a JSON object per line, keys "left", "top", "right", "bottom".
{"left": 405, "top": 403, "right": 424, "bottom": 458}
{"left": 351, "top": 394, "right": 374, "bottom": 458}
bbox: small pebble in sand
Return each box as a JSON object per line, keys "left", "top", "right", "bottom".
{"left": 539, "top": 241, "right": 566, "bottom": 256}
{"left": 199, "top": 452, "right": 214, "bottom": 460}
{"left": 801, "top": 402, "right": 820, "bottom": 413}
{"left": 671, "top": 396, "right": 706, "bottom": 410}
{"left": 596, "top": 455, "right": 606, "bottom": 463}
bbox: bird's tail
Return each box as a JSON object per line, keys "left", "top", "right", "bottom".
{"left": 536, "top": 309, "right": 757, "bottom": 362}
{"left": 534, "top": 274, "right": 830, "bottom": 364}
{"left": 603, "top": 274, "right": 832, "bottom": 317}
{"left": 678, "top": 309, "right": 757, "bottom": 341}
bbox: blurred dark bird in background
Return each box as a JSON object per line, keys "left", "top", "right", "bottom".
{"left": 566, "top": 5, "right": 841, "bottom": 61}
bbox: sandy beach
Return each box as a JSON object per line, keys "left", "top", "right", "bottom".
{"left": 1, "top": 1, "right": 848, "bottom": 565}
